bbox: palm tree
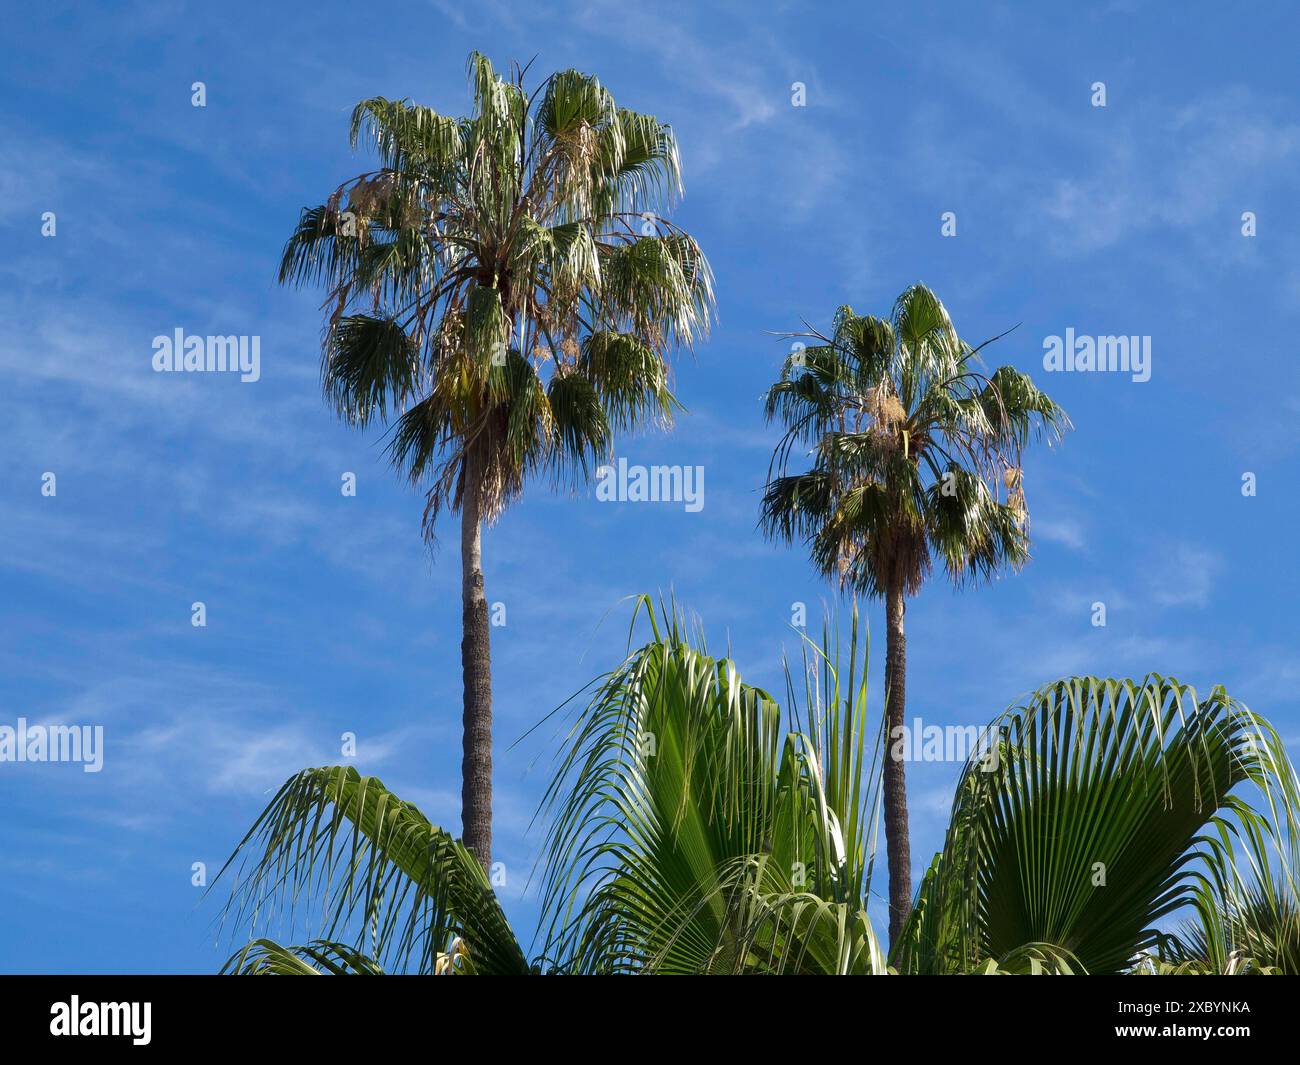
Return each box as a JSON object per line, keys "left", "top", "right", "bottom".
{"left": 277, "top": 55, "right": 713, "bottom": 866}
{"left": 214, "top": 600, "right": 1298, "bottom": 975}
{"left": 760, "top": 284, "right": 1069, "bottom": 944}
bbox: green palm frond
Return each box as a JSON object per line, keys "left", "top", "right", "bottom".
{"left": 213, "top": 766, "right": 530, "bottom": 976}
{"left": 759, "top": 469, "right": 837, "bottom": 545}
{"left": 1169, "top": 878, "right": 1300, "bottom": 974}
{"left": 545, "top": 370, "right": 611, "bottom": 480}
{"left": 223, "top": 939, "right": 388, "bottom": 975}
{"left": 974, "top": 943, "right": 1084, "bottom": 975}
{"left": 278, "top": 204, "right": 363, "bottom": 290}
{"left": 535, "top": 596, "right": 887, "bottom": 975}
{"left": 580, "top": 331, "right": 677, "bottom": 431}
{"left": 323, "top": 314, "right": 422, "bottom": 427}
{"left": 349, "top": 97, "right": 461, "bottom": 175}
{"left": 893, "top": 676, "right": 1300, "bottom": 975}
{"left": 706, "top": 855, "right": 888, "bottom": 974}
{"left": 975, "top": 365, "right": 1069, "bottom": 448}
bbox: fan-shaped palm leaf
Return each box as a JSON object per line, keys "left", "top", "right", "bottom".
{"left": 893, "top": 676, "right": 1300, "bottom": 975}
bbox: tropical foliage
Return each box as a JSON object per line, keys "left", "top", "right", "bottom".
{"left": 276, "top": 53, "right": 713, "bottom": 865}
{"left": 761, "top": 284, "right": 1069, "bottom": 942}
{"left": 215, "top": 601, "right": 1300, "bottom": 975}
{"left": 892, "top": 676, "right": 1300, "bottom": 975}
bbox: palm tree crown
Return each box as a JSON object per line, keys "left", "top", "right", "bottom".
{"left": 281, "top": 52, "right": 713, "bottom": 530}
{"left": 761, "top": 284, "right": 1068, "bottom": 594}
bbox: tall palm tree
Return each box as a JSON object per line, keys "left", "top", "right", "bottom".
{"left": 277, "top": 55, "right": 714, "bottom": 866}
{"left": 214, "top": 600, "right": 1299, "bottom": 976}
{"left": 760, "top": 285, "right": 1069, "bottom": 944}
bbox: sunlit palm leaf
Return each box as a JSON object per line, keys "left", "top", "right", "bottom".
{"left": 894, "top": 676, "right": 1300, "bottom": 975}
{"left": 223, "top": 939, "right": 388, "bottom": 975}
{"left": 535, "top": 596, "right": 887, "bottom": 974}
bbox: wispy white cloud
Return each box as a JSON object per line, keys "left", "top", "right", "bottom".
{"left": 1149, "top": 544, "right": 1220, "bottom": 609}
{"left": 1034, "top": 516, "right": 1087, "bottom": 552}
{"left": 1036, "top": 88, "right": 1300, "bottom": 256}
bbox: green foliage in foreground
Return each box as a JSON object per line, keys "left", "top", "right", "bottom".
{"left": 214, "top": 599, "right": 1300, "bottom": 974}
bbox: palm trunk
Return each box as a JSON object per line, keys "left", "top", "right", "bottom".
{"left": 460, "top": 445, "right": 493, "bottom": 870}
{"left": 883, "top": 580, "right": 912, "bottom": 947}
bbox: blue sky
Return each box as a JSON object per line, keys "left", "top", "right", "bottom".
{"left": 3, "top": 0, "right": 1300, "bottom": 972}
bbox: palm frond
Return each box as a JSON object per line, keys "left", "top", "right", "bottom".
{"left": 535, "top": 596, "right": 886, "bottom": 974}
{"left": 214, "top": 766, "right": 531, "bottom": 976}
{"left": 223, "top": 939, "right": 387, "bottom": 975}
{"left": 894, "top": 676, "right": 1300, "bottom": 975}
{"left": 323, "top": 314, "right": 421, "bottom": 427}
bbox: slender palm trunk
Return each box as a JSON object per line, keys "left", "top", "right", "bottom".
{"left": 460, "top": 446, "right": 493, "bottom": 870}
{"left": 883, "top": 580, "right": 912, "bottom": 947}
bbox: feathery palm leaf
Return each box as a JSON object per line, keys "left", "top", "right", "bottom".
{"left": 214, "top": 766, "right": 530, "bottom": 975}
{"left": 535, "top": 596, "right": 888, "bottom": 974}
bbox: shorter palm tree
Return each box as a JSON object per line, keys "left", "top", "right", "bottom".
{"left": 213, "top": 600, "right": 1299, "bottom": 976}
{"left": 761, "top": 285, "right": 1069, "bottom": 943}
